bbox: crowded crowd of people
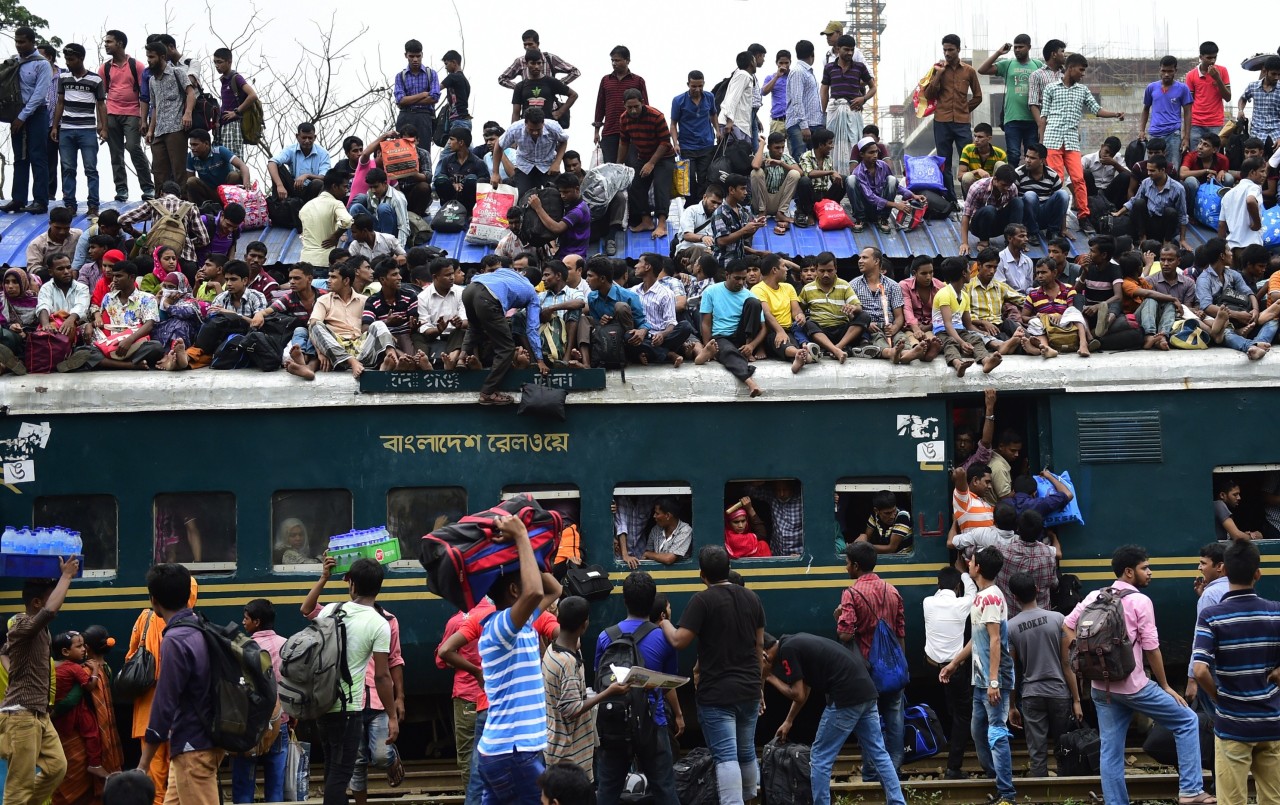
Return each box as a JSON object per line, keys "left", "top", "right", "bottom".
{"left": 2, "top": 25, "right": 1280, "bottom": 399}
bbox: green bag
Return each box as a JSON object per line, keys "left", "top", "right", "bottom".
{"left": 236, "top": 74, "right": 265, "bottom": 145}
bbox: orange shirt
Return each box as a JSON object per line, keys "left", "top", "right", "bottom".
{"left": 125, "top": 579, "right": 197, "bottom": 738}
{"left": 1267, "top": 271, "right": 1280, "bottom": 304}
{"left": 1121, "top": 276, "right": 1153, "bottom": 314}
{"left": 953, "top": 488, "right": 994, "bottom": 532}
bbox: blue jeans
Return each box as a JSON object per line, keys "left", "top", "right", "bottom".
{"left": 1136, "top": 297, "right": 1177, "bottom": 336}
{"left": 1190, "top": 125, "right": 1222, "bottom": 149}
{"left": 811, "top": 700, "right": 906, "bottom": 805}
{"left": 700, "top": 699, "right": 760, "bottom": 805}
{"left": 932, "top": 121, "right": 973, "bottom": 201}
{"left": 848, "top": 176, "right": 899, "bottom": 224}
{"left": 59, "top": 128, "right": 100, "bottom": 206}
{"left": 596, "top": 727, "right": 680, "bottom": 805}
{"left": 289, "top": 326, "right": 316, "bottom": 357}
{"left": 863, "top": 690, "right": 904, "bottom": 782}
{"left": 1022, "top": 189, "right": 1070, "bottom": 236}
{"left": 969, "top": 197, "right": 1026, "bottom": 241}
{"left": 451, "top": 119, "right": 472, "bottom": 131}
{"left": 230, "top": 724, "right": 288, "bottom": 803}
{"left": 1002, "top": 120, "right": 1038, "bottom": 168}
{"left": 1092, "top": 681, "right": 1206, "bottom": 805}
{"left": 1148, "top": 132, "right": 1184, "bottom": 162}
{"left": 11, "top": 106, "right": 50, "bottom": 206}
{"left": 463, "top": 708, "right": 487, "bottom": 805}
{"left": 1222, "top": 320, "right": 1278, "bottom": 352}
{"left": 972, "top": 687, "right": 1016, "bottom": 800}
{"left": 787, "top": 124, "right": 826, "bottom": 162}
{"left": 349, "top": 194, "right": 398, "bottom": 237}
{"left": 475, "top": 749, "right": 544, "bottom": 805}
{"left": 350, "top": 709, "right": 398, "bottom": 792}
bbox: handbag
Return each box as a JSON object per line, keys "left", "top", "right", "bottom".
{"left": 380, "top": 137, "right": 420, "bottom": 181}
{"left": 283, "top": 730, "right": 310, "bottom": 801}
{"left": 517, "top": 381, "right": 568, "bottom": 421}
{"left": 115, "top": 610, "right": 158, "bottom": 700}
{"left": 24, "top": 329, "right": 72, "bottom": 374}
{"left": 95, "top": 328, "right": 150, "bottom": 358}
{"left": 564, "top": 564, "right": 614, "bottom": 601}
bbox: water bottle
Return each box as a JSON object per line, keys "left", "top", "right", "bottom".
{"left": 15, "top": 528, "right": 31, "bottom": 554}
{"left": 49, "top": 527, "right": 65, "bottom": 555}
{"left": 2, "top": 526, "right": 15, "bottom": 554}
{"left": 69, "top": 530, "right": 82, "bottom": 556}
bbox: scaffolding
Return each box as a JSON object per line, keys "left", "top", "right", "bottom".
{"left": 845, "top": 0, "right": 887, "bottom": 123}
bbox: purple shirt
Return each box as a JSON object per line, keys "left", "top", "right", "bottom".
{"left": 219, "top": 72, "right": 247, "bottom": 114}
{"left": 144, "top": 609, "right": 214, "bottom": 756}
{"left": 852, "top": 159, "right": 902, "bottom": 210}
{"left": 1142, "top": 80, "right": 1192, "bottom": 137}
{"left": 1010, "top": 490, "right": 1068, "bottom": 519}
{"left": 765, "top": 72, "right": 788, "bottom": 119}
{"left": 558, "top": 199, "right": 591, "bottom": 260}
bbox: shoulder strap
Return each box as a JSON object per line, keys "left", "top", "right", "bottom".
{"left": 604, "top": 624, "right": 624, "bottom": 644}
{"left": 630, "top": 621, "right": 659, "bottom": 646}
{"left": 140, "top": 609, "right": 154, "bottom": 641}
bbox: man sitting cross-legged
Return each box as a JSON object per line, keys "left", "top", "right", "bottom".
{"left": 695, "top": 258, "right": 767, "bottom": 397}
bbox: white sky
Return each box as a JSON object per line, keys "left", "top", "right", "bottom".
{"left": 33, "top": 0, "right": 1280, "bottom": 159}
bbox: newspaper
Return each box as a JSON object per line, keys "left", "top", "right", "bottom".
{"left": 610, "top": 664, "right": 690, "bottom": 690}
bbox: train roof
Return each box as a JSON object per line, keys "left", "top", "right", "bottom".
{"left": 0, "top": 200, "right": 1228, "bottom": 267}
{"left": 6, "top": 350, "right": 1277, "bottom": 416}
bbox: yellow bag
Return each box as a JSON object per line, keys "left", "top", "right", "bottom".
{"left": 1038, "top": 314, "right": 1080, "bottom": 352}
{"left": 671, "top": 158, "right": 691, "bottom": 197}
{"left": 1169, "top": 319, "right": 1209, "bottom": 349}
{"left": 912, "top": 66, "right": 939, "bottom": 119}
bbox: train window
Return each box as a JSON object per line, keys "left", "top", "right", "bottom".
{"left": 951, "top": 395, "right": 1040, "bottom": 498}
{"left": 33, "top": 495, "right": 118, "bottom": 578}
{"left": 723, "top": 479, "right": 804, "bottom": 559}
{"left": 835, "top": 479, "right": 915, "bottom": 558}
{"left": 502, "top": 485, "right": 581, "bottom": 565}
{"left": 387, "top": 487, "right": 468, "bottom": 568}
{"left": 1211, "top": 466, "right": 1280, "bottom": 541}
{"left": 612, "top": 484, "right": 694, "bottom": 566}
{"left": 154, "top": 493, "right": 237, "bottom": 573}
{"left": 272, "top": 490, "right": 353, "bottom": 571}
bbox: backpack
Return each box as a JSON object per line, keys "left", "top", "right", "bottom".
{"left": 760, "top": 739, "right": 812, "bottom": 805}
{"left": 901, "top": 701, "right": 945, "bottom": 763}
{"left": 595, "top": 622, "right": 659, "bottom": 749}
{"left": 1052, "top": 572, "right": 1083, "bottom": 616}
{"left": 167, "top": 615, "right": 278, "bottom": 754}
{"left": 144, "top": 199, "right": 193, "bottom": 256}
{"left": 234, "top": 74, "right": 265, "bottom": 145}
{"left": 710, "top": 73, "right": 733, "bottom": 109}
{"left": 268, "top": 196, "right": 303, "bottom": 230}
{"left": 590, "top": 320, "right": 627, "bottom": 380}
{"left": 0, "top": 57, "right": 25, "bottom": 123}
{"left": 431, "top": 201, "right": 469, "bottom": 234}
{"left": 406, "top": 211, "right": 433, "bottom": 247}
{"left": 102, "top": 57, "right": 142, "bottom": 98}
{"left": 1123, "top": 138, "right": 1146, "bottom": 171}
{"left": 518, "top": 187, "right": 565, "bottom": 247}
{"left": 432, "top": 101, "right": 452, "bottom": 148}
{"left": 853, "top": 587, "right": 909, "bottom": 694}
{"left": 278, "top": 603, "right": 355, "bottom": 721}
{"left": 1056, "top": 721, "right": 1101, "bottom": 775}
{"left": 563, "top": 564, "right": 614, "bottom": 601}
{"left": 1070, "top": 587, "right": 1136, "bottom": 692}
{"left": 211, "top": 333, "right": 251, "bottom": 369}
{"left": 191, "top": 85, "right": 223, "bottom": 135}
{"left": 673, "top": 747, "right": 719, "bottom": 805}
{"left": 240, "top": 330, "right": 283, "bottom": 371}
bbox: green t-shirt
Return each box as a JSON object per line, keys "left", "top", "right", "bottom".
{"left": 995, "top": 57, "right": 1045, "bottom": 123}
{"left": 318, "top": 601, "right": 390, "bottom": 712}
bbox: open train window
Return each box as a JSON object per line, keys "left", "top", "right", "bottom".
{"left": 387, "top": 487, "right": 468, "bottom": 569}
{"left": 272, "top": 489, "right": 353, "bottom": 571}
{"left": 33, "top": 495, "right": 117, "bottom": 579}
{"left": 1211, "top": 466, "right": 1280, "bottom": 541}
{"left": 951, "top": 394, "right": 1041, "bottom": 499}
{"left": 502, "top": 485, "right": 581, "bottom": 564}
{"left": 154, "top": 493, "right": 237, "bottom": 574}
{"left": 723, "top": 479, "right": 804, "bottom": 559}
{"left": 835, "top": 478, "right": 915, "bottom": 558}
{"left": 612, "top": 484, "right": 694, "bottom": 566}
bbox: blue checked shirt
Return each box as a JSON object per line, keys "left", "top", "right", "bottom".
{"left": 850, "top": 275, "right": 905, "bottom": 328}
{"left": 748, "top": 485, "right": 805, "bottom": 556}
{"left": 498, "top": 120, "right": 568, "bottom": 174}
{"left": 1124, "top": 176, "right": 1188, "bottom": 226}
{"left": 394, "top": 65, "right": 441, "bottom": 112}
{"left": 1242, "top": 80, "right": 1280, "bottom": 141}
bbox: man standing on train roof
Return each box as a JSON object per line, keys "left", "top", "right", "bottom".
{"left": 460, "top": 262, "right": 548, "bottom": 406}
{"left": 498, "top": 30, "right": 580, "bottom": 91}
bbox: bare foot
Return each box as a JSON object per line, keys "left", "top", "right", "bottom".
{"left": 746, "top": 379, "right": 764, "bottom": 397}
{"left": 415, "top": 350, "right": 433, "bottom": 371}
{"left": 629, "top": 216, "right": 654, "bottom": 233}
{"left": 1156, "top": 334, "right": 1170, "bottom": 351}
{"left": 289, "top": 344, "right": 306, "bottom": 365}
{"left": 791, "top": 351, "right": 807, "bottom": 373}
{"left": 396, "top": 353, "right": 417, "bottom": 371}
{"left": 380, "top": 351, "right": 398, "bottom": 372}
{"left": 465, "top": 354, "right": 483, "bottom": 370}
{"left": 694, "top": 340, "right": 717, "bottom": 365}
{"left": 652, "top": 223, "right": 668, "bottom": 239}
{"left": 1042, "top": 346, "right": 1058, "bottom": 359}
{"left": 997, "top": 337, "right": 1021, "bottom": 355}
{"left": 512, "top": 347, "right": 531, "bottom": 370}
{"left": 923, "top": 339, "right": 942, "bottom": 362}
{"left": 286, "top": 359, "right": 316, "bottom": 380}
{"left": 173, "top": 338, "right": 189, "bottom": 370}
{"left": 157, "top": 351, "right": 176, "bottom": 371}
{"left": 982, "top": 353, "right": 1002, "bottom": 373}
{"left": 350, "top": 361, "right": 365, "bottom": 379}
{"left": 637, "top": 352, "right": 649, "bottom": 366}
{"left": 1248, "top": 344, "right": 1270, "bottom": 360}
{"left": 1209, "top": 314, "right": 1229, "bottom": 343}
{"left": 1077, "top": 345, "right": 1091, "bottom": 358}
{"left": 953, "top": 358, "right": 974, "bottom": 377}
{"left": 442, "top": 352, "right": 457, "bottom": 370}
{"left": 834, "top": 348, "right": 847, "bottom": 364}
{"left": 1143, "top": 334, "right": 1158, "bottom": 350}
{"left": 670, "top": 353, "right": 684, "bottom": 368}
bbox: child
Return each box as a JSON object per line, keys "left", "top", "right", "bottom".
{"left": 933, "top": 256, "right": 1002, "bottom": 376}
{"left": 537, "top": 762, "right": 594, "bottom": 805}
{"left": 52, "top": 631, "right": 109, "bottom": 781}
{"left": 102, "top": 770, "right": 156, "bottom": 805}
{"left": 724, "top": 499, "right": 772, "bottom": 558}
{"left": 82, "top": 624, "right": 125, "bottom": 788}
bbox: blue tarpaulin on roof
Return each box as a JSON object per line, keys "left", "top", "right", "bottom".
{"left": 1, "top": 200, "right": 1227, "bottom": 268}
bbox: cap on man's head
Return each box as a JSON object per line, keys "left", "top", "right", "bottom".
{"left": 821, "top": 21, "right": 844, "bottom": 35}
{"left": 62, "top": 43, "right": 87, "bottom": 58}
{"left": 856, "top": 136, "right": 878, "bottom": 153}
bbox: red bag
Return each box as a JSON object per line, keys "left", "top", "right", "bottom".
{"left": 814, "top": 199, "right": 854, "bottom": 231}
{"left": 380, "top": 138, "right": 420, "bottom": 181}
{"left": 24, "top": 330, "right": 72, "bottom": 374}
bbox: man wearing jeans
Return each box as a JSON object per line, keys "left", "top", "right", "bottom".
{"left": 2, "top": 27, "right": 52, "bottom": 215}
{"left": 299, "top": 557, "right": 397, "bottom": 805}
{"left": 977, "top": 35, "right": 1043, "bottom": 167}
{"left": 51, "top": 44, "right": 106, "bottom": 215}
{"left": 940, "top": 547, "right": 1017, "bottom": 805}
{"left": 767, "top": 632, "right": 905, "bottom": 805}
{"left": 923, "top": 34, "right": 982, "bottom": 203}
{"left": 99, "top": 31, "right": 153, "bottom": 201}
{"left": 661, "top": 546, "right": 766, "bottom": 805}
{"left": 1065, "top": 545, "right": 1213, "bottom": 805}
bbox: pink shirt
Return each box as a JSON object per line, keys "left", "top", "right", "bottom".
{"left": 348, "top": 156, "right": 377, "bottom": 200}
{"left": 363, "top": 612, "right": 404, "bottom": 711}
{"left": 1063, "top": 580, "right": 1158, "bottom": 696}
{"left": 899, "top": 275, "right": 945, "bottom": 328}
{"left": 251, "top": 629, "right": 286, "bottom": 681}
{"left": 100, "top": 57, "right": 143, "bottom": 117}
{"left": 436, "top": 610, "right": 484, "bottom": 704}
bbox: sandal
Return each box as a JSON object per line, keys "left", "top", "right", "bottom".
{"left": 1178, "top": 794, "right": 1216, "bottom": 805}
{"left": 387, "top": 755, "right": 405, "bottom": 787}
{"left": 773, "top": 220, "right": 791, "bottom": 235}
{"left": 478, "top": 392, "right": 514, "bottom": 406}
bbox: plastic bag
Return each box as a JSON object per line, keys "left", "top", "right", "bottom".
{"left": 1034, "top": 470, "right": 1085, "bottom": 527}
{"left": 814, "top": 198, "right": 853, "bottom": 231}
{"left": 283, "top": 732, "right": 310, "bottom": 801}
{"left": 381, "top": 138, "right": 419, "bottom": 181}
{"left": 905, "top": 155, "right": 948, "bottom": 193}
{"left": 465, "top": 184, "right": 517, "bottom": 244}
{"left": 912, "top": 65, "right": 939, "bottom": 119}
{"left": 672, "top": 158, "right": 691, "bottom": 197}
{"left": 590, "top": 146, "right": 603, "bottom": 169}
{"left": 217, "top": 182, "right": 270, "bottom": 229}
{"left": 1194, "top": 179, "right": 1224, "bottom": 228}
{"left": 582, "top": 164, "right": 634, "bottom": 219}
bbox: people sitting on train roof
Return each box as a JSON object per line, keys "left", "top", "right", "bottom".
{"left": 59, "top": 259, "right": 165, "bottom": 371}
{"left": 1195, "top": 238, "right": 1275, "bottom": 360}
{"left": 898, "top": 256, "right": 943, "bottom": 363}
{"left": 752, "top": 254, "right": 813, "bottom": 373}
{"left": 1115, "top": 155, "right": 1191, "bottom": 250}
{"left": 25, "top": 207, "right": 82, "bottom": 274}
{"left": 694, "top": 259, "right": 766, "bottom": 397}
{"left": 852, "top": 247, "right": 925, "bottom": 364}
{"left": 750, "top": 133, "right": 801, "bottom": 235}
{"left": 1022, "top": 257, "right": 1092, "bottom": 357}
{"left": 1213, "top": 476, "right": 1264, "bottom": 541}
{"left": 932, "top": 256, "right": 1003, "bottom": 377}
{"left": 414, "top": 257, "right": 469, "bottom": 371}
{"left": 118, "top": 182, "right": 210, "bottom": 265}
{"left": 958, "top": 164, "right": 1022, "bottom": 256}
{"left": 849, "top": 136, "right": 923, "bottom": 236}
{"left": 348, "top": 168, "right": 410, "bottom": 250}
{"left": 362, "top": 258, "right": 425, "bottom": 371}
{"left": 854, "top": 490, "right": 914, "bottom": 555}
{"left": 71, "top": 211, "right": 127, "bottom": 274}
{"left": 346, "top": 212, "right": 406, "bottom": 265}
{"left": 724, "top": 498, "right": 772, "bottom": 559}
{"left": 966, "top": 247, "right": 1036, "bottom": 360}
{"left": 1217, "top": 158, "right": 1267, "bottom": 253}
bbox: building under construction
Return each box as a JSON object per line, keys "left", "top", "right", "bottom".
{"left": 843, "top": 0, "right": 887, "bottom": 123}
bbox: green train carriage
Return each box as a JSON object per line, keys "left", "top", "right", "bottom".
{"left": 1, "top": 353, "right": 1277, "bottom": 711}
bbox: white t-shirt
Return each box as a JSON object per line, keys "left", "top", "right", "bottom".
{"left": 1220, "top": 178, "right": 1264, "bottom": 249}
{"left": 317, "top": 601, "right": 391, "bottom": 712}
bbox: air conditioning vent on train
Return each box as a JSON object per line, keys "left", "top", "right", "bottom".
{"left": 1077, "top": 411, "right": 1163, "bottom": 463}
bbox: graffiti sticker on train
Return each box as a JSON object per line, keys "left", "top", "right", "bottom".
{"left": 895, "top": 415, "right": 939, "bottom": 439}
{"left": 1, "top": 421, "right": 51, "bottom": 488}
{"left": 379, "top": 433, "right": 570, "bottom": 454}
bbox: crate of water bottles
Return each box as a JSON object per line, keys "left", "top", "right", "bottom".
{"left": 0, "top": 526, "right": 84, "bottom": 577}
{"left": 327, "top": 527, "right": 401, "bottom": 573}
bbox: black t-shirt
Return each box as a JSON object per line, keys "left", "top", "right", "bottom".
{"left": 679, "top": 583, "right": 766, "bottom": 707}
{"left": 775, "top": 633, "right": 878, "bottom": 707}
{"left": 512, "top": 76, "right": 571, "bottom": 118}
{"left": 1081, "top": 259, "right": 1122, "bottom": 304}
{"left": 441, "top": 71, "right": 471, "bottom": 119}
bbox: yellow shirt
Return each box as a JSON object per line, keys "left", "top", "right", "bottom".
{"left": 931, "top": 283, "right": 969, "bottom": 333}
{"left": 752, "top": 281, "right": 800, "bottom": 328}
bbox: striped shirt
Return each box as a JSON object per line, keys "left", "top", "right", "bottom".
{"left": 821, "top": 59, "right": 871, "bottom": 101}
{"left": 594, "top": 72, "right": 647, "bottom": 136}
{"left": 57, "top": 70, "right": 104, "bottom": 130}
{"left": 1241, "top": 80, "right": 1280, "bottom": 141}
{"left": 967, "top": 277, "right": 1023, "bottom": 324}
{"left": 1192, "top": 589, "right": 1280, "bottom": 742}
{"left": 362, "top": 286, "right": 419, "bottom": 335}
{"left": 617, "top": 105, "right": 672, "bottom": 163}
{"left": 1014, "top": 164, "right": 1064, "bottom": 200}
{"left": 959, "top": 143, "right": 1007, "bottom": 173}
{"left": 953, "top": 487, "right": 994, "bottom": 532}
{"left": 1023, "top": 284, "right": 1076, "bottom": 318}
{"left": 799, "top": 279, "right": 858, "bottom": 329}
{"left": 542, "top": 645, "right": 595, "bottom": 779}
{"left": 478, "top": 608, "right": 548, "bottom": 755}
{"left": 393, "top": 66, "right": 440, "bottom": 112}
{"left": 1041, "top": 81, "right": 1101, "bottom": 151}
{"left": 850, "top": 275, "right": 904, "bottom": 327}
{"left": 1027, "top": 66, "right": 1064, "bottom": 109}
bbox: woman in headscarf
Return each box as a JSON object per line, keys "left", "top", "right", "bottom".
{"left": 724, "top": 498, "right": 772, "bottom": 558}
{"left": 276, "top": 518, "right": 318, "bottom": 564}
{"left": 153, "top": 269, "right": 204, "bottom": 369}
{"left": 139, "top": 245, "right": 178, "bottom": 296}
{"left": 82, "top": 624, "right": 124, "bottom": 801}
{"left": 0, "top": 267, "right": 39, "bottom": 367}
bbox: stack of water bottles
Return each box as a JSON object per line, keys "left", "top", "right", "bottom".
{"left": 327, "top": 526, "right": 401, "bottom": 573}
{"left": 0, "top": 525, "right": 85, "bottom": 577}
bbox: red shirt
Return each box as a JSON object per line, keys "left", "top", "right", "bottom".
{"left": 617, "top": 105, "right": 673, "bottom": 162}
{"left": 594, "top": 72, "right": 647, "bottom": 136}
{"left": 835, "top": 574, "right": 906, "bottom": 660}
{"left": 1181, "top": 151, "right": 1230, "bottom": 175}
{"left": 450, "top": 599, "right": 559, "bottom": 711}
{"left": 1186, "top": 65, "right": 1230, "bottom": 127}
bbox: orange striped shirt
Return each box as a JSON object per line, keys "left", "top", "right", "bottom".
{"left": 953, "top": 488, "right": 994, "bottom": 532}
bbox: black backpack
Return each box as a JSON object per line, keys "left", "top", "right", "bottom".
{"left": 595, "top": 622, "right": 659, "bottom": 749}
{"left": 710, "top": 73, "right": 733, "bottom": 110}
{"left": 240, "top": 331, "right": 282, "bottom": 371}
{"left": 432, "top": 201, "right": 469, "bottom": 233}
{"left": 563, "top": 564, "right": 614, "bottom": 601}
{"left": 1123, "top": 138, "right": 1146, "bottom": 171}
{"left": 1056, "top": 721, "right": 1101, "bottom": 775}
{"left": 0, "top": 57, "right": 25, "bottom": 123}
{"left": 518, "top": 187, "right": 565, "bottom": 247}
{"left": 168, "top": 615, "right": 278, "bottom": 755}
{"left": 268, "top": 196, "right": 303, "bottom": 230}
{"left": 591, "top": 320, "right": 627, "bottom": 380}
{"left": 674, "top": 748, "right": 719, "bottom": 805}
{"left": 760, "top": 739, "right": 813, "bottom": 805}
